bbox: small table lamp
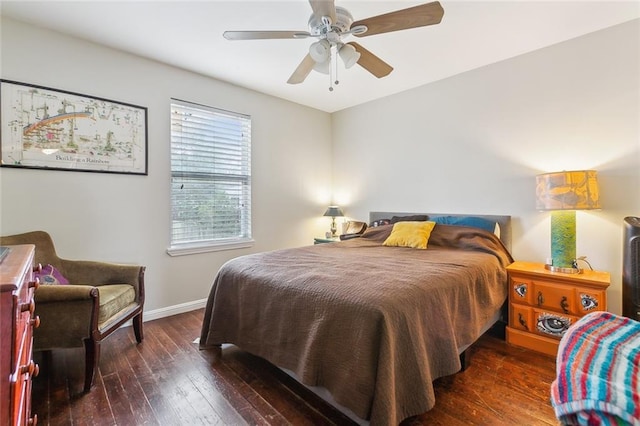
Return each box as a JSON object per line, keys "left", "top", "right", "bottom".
{"left": 536, "top": 170, "right": 600, "bottom": 273}
{"left": 323, "top": 206, "right": 344, "bottom": 237}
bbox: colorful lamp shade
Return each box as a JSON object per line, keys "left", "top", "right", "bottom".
{"left": 323, "top": 206, "right": 344, "bottom": 237}
{"left": 536, "top": 170, "right": 600, "bottom": 272}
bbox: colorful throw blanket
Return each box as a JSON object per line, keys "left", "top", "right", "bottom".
{"left": 551, "top": 311, "right": 640, "bottom": 426}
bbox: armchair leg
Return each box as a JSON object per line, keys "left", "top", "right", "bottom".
{"left": 133, "top": 312, "right": 144, "bottom": 343}
{"left": 83, "top": 338, "right": 100, "bottom": 393}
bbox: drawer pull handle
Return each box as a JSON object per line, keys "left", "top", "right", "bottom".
{"left": 518, "top": 313, "right": 528, "bottom": 330}
{"left": 33, "top": 263, "right": 42, "bottom": 274}
{"left": 20, "top": 360, "right": 37, "bottom": 376}
{"left": 30, "top": 315, "right": 41, "bottom": 329}
{"left": 537, "top": 291, "right": 544, "bottom": 306}
{"left": 28, "top": 414, "right": 38, "bottom": 426}
{"left": 560, "top": 296, "right": 570, "bottom": 314}
{"left": 20, "top": 300, "right": 35, "bottom": 314}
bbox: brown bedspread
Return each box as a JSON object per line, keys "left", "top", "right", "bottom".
{"left": 200, "top": 224, "right": 513, "bottom": 425}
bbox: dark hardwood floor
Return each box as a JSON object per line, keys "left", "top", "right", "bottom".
{"left": 31, "top": 309, "right": 559, "bottom": 425}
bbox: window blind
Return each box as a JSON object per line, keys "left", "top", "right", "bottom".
{"left": 170, "top": 99, "right": 251, "bottom": 252}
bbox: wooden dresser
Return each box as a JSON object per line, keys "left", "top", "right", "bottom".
{"left": 1, "top": 245, "right": 39, "bottom": 426}
{"left": 506, "top": 261, "right": 610, "bottom": 357}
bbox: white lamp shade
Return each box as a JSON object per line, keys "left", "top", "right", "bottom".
{"left": 309, "top": 39, "right": 331, "bottom": 63}
{"left": 313, "top": 60, "right": 330, "bottom": 74}
{"left": 339, "top": 43, "right": 360, "bottom": 68}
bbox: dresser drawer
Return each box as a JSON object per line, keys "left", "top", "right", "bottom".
{"left": 13, "top": 291, "right": 34, "bottom": 381}
{"left": 506, "top": 261, "right": 610, "bottom": 357}
{"left": 575, "top": 288, "right": 606, "bottom": 315}
{"left": 0, "top": 244, "right": 37, "bottom": 426}
{"left": 531, "top": 280, "right": 574, "bottom": 315}
{"left": 510, "top": 304, "right": 533, "bottom": 333}
{"left": 532, "top": 309, "right": 579, "bottom": 339}
{"left": 510, "top": 275, "right": 533, "bottom": 305}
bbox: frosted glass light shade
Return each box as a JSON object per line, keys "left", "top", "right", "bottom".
{"left": 309, "top": 40, "right": 331, "bottom": 63}
{"left": 313, "top": 59, "right": 330, "bottom": 74}
{"left": 339, "top": 44, "right": 360, "bottom": 68}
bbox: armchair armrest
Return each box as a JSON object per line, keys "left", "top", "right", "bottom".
{"left": 34, "top": 284, "right": 98, "bottom": 303}
{"left": 59, "top": 259, "right": 145, "bottom": 303}
{"left": 33, "top": 285, "right": 99, "bottom": 350}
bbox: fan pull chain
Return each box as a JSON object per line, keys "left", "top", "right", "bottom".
{"left": 328, "top": 45, "right": 335, "bottom": 91}
{"left": 334, "top": 50, "right": 339, "bottom": 87}
{"left": 328, "top": 44, "right": 339, "bottom": 92}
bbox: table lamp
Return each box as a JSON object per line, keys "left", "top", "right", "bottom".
{"left": 323, "top": 206, "right": 344, "bottom": 237}
{"left": 536, "top": 170, "right": 600, "bottom": 273}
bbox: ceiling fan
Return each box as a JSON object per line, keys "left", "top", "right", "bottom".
{"left": 223, "top": 0, "right": 444, "bottom": 91}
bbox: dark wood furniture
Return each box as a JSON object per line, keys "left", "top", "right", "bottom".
{"left": 0, "top": 231, "right": 145, "bottom": 392}
{"left": 506, "top": 261, "right": 610, "bottom": 356}
{"left": 1, "top": 244, "right": 39, "bottom": 426}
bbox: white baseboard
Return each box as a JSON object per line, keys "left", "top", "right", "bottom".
{"left": 120, "top": 298, "right": 207, "bottom": 327}
{"left": 143, "top": 298, "right": 207, "bottom": 322}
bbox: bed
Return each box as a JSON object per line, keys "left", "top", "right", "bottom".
{"left": 200, "top": 212, "right": 513, "bottom": 425}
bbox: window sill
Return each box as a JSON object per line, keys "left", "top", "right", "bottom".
{"left": 167, "top": 239, "right": 254, "bottom": 256}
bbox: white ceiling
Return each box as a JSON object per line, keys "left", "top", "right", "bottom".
{"left": 1, "top": 1, "right": 639, "bottom": 113}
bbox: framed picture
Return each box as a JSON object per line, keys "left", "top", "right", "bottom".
{"left": 0, "top": 80, "right": 147, "bottom": 175}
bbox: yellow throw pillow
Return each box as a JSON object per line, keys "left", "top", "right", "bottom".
{"left": 382, "top": 221, "right": 436, "bottom": 250}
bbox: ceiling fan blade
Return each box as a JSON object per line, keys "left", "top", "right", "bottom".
{"left": 287, "top": 54, "right": 316, "bottom": 84}
{"left": 347, "top": 42, "right": 393, "bottom": 78}
{"left": 352, "top": 1, "right": 444, "bottom": 38}
{"left": 309, "top": 0, "right": 336, "bottom": 24}
{"left": 223, "top": 31, "right": 311, "bottom": 40}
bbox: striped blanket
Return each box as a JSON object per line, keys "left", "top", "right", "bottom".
{"left": 551, "top": 311, "right": 640, "bottom": 426}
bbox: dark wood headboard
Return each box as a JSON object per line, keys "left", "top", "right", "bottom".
{"left": 369, "top": 211, "right": 512, "bottom": 253}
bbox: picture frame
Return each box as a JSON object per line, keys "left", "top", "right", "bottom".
{"left": 0, "top": 79, "right": 148, "bottom": 175}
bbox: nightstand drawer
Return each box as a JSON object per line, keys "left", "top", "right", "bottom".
{"left": 510, "top": 276, "right": 533, "bottom": 305}
{"left": 510, "top": 304, "right": 533, "bottom": 332}
{"left": 575, "top": 289, "right": 606, "bottom": 315}
{"left": 532, "top": 309, "right": 579, "bottom": 339}
{"left": 506, "top": 261, "right": 610, "bottom": 357}
{"left": 531, "top": 281, "right": 574, "bottom": 315}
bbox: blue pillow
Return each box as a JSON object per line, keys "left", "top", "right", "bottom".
{"left": 432, "top": 216, "right": 497, "bottom": 234}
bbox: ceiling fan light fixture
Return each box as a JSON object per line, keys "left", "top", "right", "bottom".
{"left": 309, "top": 39, "right": 331, "bottom": 63}
{"left": 339, "top": 43, "right": 360, "bottom": 69}
{"left": 224, "top": 1, "right": 445, "bottom": 86}
{"left": 313, "top": 59, "right": 330, "bottom": 75}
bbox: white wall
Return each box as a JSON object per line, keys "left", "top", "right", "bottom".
{"left": 2, "top": 17, "right": 638, "bottom": 317}
{"left": 332, "top": 19, "right": 640, "bottom": 315}
{"left": 0, "top": 18, "right": 333, "bottom": 315}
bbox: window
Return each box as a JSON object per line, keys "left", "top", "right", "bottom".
{"left": 168, "top": 99, "right": 252, "bottom": 255}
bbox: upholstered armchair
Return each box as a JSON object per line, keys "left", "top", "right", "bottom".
{"left": 0, "top": 231, "right": 145, "bottom": 392}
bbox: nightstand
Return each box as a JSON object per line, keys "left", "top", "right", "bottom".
{"left": 506, "top": 261, "right": 610, "bottom": 357}
{"left": 314, "top": 237, "right": 340, "bottom": 244}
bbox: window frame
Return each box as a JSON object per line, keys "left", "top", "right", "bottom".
{"left": 167, "top": 98, "right": 253, "bottom": 256}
